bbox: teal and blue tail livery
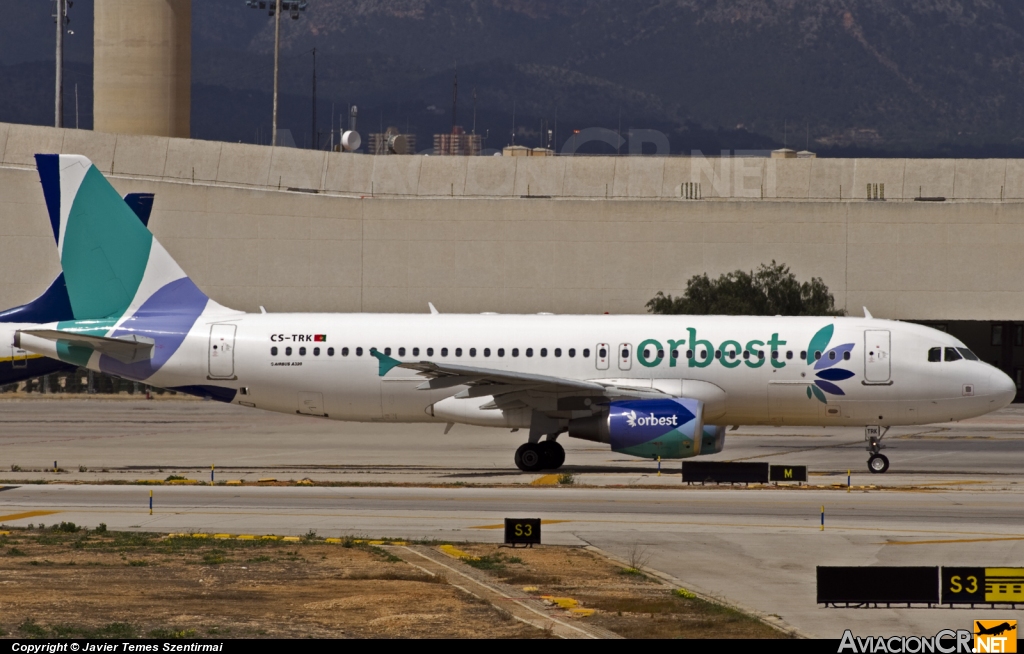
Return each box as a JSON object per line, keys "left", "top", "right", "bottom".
{"left": 17, "top": 155, "right": 237, "bottom": 381}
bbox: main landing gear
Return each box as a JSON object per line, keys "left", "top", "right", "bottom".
{"left": 865, "top": 426, "right": 891, "bottom": 474}
{"left": 514, "top": 441, "right": 566, "bottom": 472}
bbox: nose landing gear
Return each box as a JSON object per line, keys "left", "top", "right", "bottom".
{"left": 865, "top": 426, "right": 891, "bottom": 474}
{"left": 514, "top": 440, "right": 566, "bottom": 472}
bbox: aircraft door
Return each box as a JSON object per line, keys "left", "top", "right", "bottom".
{"left": 618, "top": 343, "right": 632, "bottom": 371}
{"left": 596, "top": 343, "right": 610, "bottom": 370}
{"left": 208, "top": 324, "right": 237, "bottom": 379}
{"left": 864, "top": 330, "right": 891, "bottom": 383}
{"left": 11, "top": 347, "right": 27, "bottom": 369}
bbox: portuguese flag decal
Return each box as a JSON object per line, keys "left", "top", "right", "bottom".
{"left": 314, "top": 335, "right": 327, "bottom": 342}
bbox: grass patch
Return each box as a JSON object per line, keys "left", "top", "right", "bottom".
{"left": 201, "top": 552, "right": 227, "bottom": 565}
{"left": 363, "top": 545, "right": 401, "bottom": 563}
{"left": 54, "top": 521, "right": 80, "bottom": 533}
{"left": 164, "top": 475, "right": 187, "bottom": 481}
{"left": 127, "top": 560, "right": 149, "bottom": 567}
{"left": 7, "top": 547, "right": 26, "bottom": 556}
{"left": 247, "top": 555, "right": 272, "bottom": 563}
{"left": 619, "top": 567, "right": 647, "bottom": 577}
{"left": 557, "top": 473, "right": 575, "bottom": 485}
{"left": 18, "top": 619, "right": 48, "bottom": 637}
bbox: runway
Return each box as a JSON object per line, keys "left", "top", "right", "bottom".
{"left": 2, "top": 397, "right": 1024, "bottom": 637}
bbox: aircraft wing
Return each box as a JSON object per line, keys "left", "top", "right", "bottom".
{"left": 370, "top": 349, "right": 666, "bottom": 411}
{"left": 16, "top": 329, "right": 155, "bottom": 365}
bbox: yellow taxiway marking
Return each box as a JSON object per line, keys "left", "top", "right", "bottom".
{"left": 470, "top": 519, "right": 572, "bottom": 530}
{"left": 885, "top": 535, "right": 1024, "bottom": 546}
{"left": 530, "top": 474, "right": 561, "bottom": 486}
{"left": 0, "top": 510, "right": 60, "bottom": 523}
{"left": 439, "top": 544, "right": 478, "bottom": 560}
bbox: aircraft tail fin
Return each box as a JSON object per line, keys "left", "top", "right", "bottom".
{"left": 33, "top": 154, "right": 233, "bottom": 322}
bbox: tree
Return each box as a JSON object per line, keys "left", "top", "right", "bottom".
{"left": 646, "top": 261, "right": 846, "bottom": 316}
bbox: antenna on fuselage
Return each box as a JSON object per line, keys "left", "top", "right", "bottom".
{"left": 863, "top": 307, "right": 873, "bottom": 319}
{"left": 428, "top": 302, "right": 439, "bottom": 315}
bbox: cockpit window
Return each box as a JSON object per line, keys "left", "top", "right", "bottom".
{"left": 928, "top": 347, "right": 941, "bottom": 362}
{"left": 944, "top": 347, "right": 963, "bottom": 362}
{"left": 956, "top": 347, "right": 980, "bottom": 361}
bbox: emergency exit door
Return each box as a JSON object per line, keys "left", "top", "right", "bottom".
{"left": 208, "top": 324, "right": 237, "bottom": 379}
{"left": 595, "top": 343, "right": 610, "bottom": 370}
{"left": 864, "top": 330, "right": 891, "bottom": 383}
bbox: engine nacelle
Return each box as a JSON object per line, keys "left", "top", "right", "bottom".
{"left": 568, "top": 398, "right": 724, "bottom": 459}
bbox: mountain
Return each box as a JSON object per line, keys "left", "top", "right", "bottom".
{"left": 7, "top": 0, "right": 1024, "bottom": 155}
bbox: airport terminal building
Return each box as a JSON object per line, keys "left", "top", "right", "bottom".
{"left": 2, "top": 121, "right": 1024, "bottom": 396}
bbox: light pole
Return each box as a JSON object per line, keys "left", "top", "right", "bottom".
{"left": 54, "top": 0, "right": 70, "bottom": 128}
{"left": 246, "top": 1, "right": 308, "bottom": 146}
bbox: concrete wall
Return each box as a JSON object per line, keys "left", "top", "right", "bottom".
{"left": 4, "top": 123, "right": 1024, "bottom": 320}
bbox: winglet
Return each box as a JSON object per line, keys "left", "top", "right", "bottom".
{"left": 369, "top": 348, "right": 402, "bottom": 376}
{"left": 863, "top": 306, "right": 873, "bottom": 319}
{"left": 428, "top": 302, "right": 439, "bottom": 315}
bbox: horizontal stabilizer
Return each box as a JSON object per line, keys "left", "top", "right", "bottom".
{"left": 16, "top": 329, "right": 155, "bottom": 365}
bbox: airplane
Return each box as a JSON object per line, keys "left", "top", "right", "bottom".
{"left": 975, "top": 622, "right": 1015, "bottom": 637}
{"left": 1, "top": 155, "right": 1017, "bottom": 474}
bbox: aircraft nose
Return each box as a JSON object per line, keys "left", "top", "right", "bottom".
{"left": 989, "top": 369, "right": 1017, "bottom": 409}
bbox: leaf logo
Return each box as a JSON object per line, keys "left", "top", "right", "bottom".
{"left": 625, "top": 410, "right": 638, "bottom": 428}
{"left": 805, "top": 325, "right": 855, "bottom": 404}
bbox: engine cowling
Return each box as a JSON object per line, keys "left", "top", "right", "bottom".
{"left": 568, "top": 398, "right": 725, "bottom": 459}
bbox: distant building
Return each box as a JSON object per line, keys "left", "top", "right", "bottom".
{"left": 434, "top": 126, "right": 482, "bottom": 156}
{"left": 502, "top": 146, "right": 554, "bottom": 157}
{"left": 771, "top": 148, "right": 798, "bottom": 159}
{"left": 796, "top": 150, "right": 817, "bottom": 159}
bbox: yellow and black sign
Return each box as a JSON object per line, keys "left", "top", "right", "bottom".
{"left": 974, "top": 620, "right": 1017, "bottom": 653}
{"left": 504, "top": 518, "right": 541, "bottom": 546}
{"left": 942, "top": 567, "right": 1024, "bottom": 604}
{"left": 769, "top": 465, "right": 807, "bottom": 482}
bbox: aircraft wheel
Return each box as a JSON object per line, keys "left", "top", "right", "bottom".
{"left": 515, "top": 443, "right": 544, "bottom": 472}
{"left": 867, "top": 453, "right": 890, "bottom": 474}
{"left": 537, "top": 441, "right": 565, "bottom": 470}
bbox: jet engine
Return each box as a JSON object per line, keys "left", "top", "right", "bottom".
{"left": 568, "top": 398, "right": 725, "bottom": 459}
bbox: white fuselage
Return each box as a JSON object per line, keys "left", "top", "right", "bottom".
{"left": 9, "top": 313, "right": 1007, "bottom": 429}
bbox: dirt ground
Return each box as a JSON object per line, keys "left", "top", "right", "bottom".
{"left": 0, "top": 526, "right": 784, "bottom": 639}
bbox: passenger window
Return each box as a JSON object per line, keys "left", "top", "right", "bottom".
{"left": 455, "top": 348, "right": 462, "bottom": 357}
{"left": 786, "top": 351, "right": 793, "bottom": 360}
{"left": 957, "top": 347, "right": 980, "bottom": 361}
{"left": 484, "top": 348, "right": 491, "bottom": 357}
{"left": 554, "top": 348, "right": 562, "bottom": 357}
{"left": 526, "top": 348, "right": 534, "bottom": 357}
{"left": 512, "top": 348, "right": 519, "bottom": 357}
{"left": 427, "top": 348, "right": 434, "bottom": 356}
{"left": 671, "top": 350, "right": 679, "bottom": 359}
{"left": 413, "top": 347, "right": 419, "bottom": 356}
{"left": 271, "top": 347, "right": 278, "bottom": 356}
{"left": 757, "top": 351, "right": 764, "bottom": 360}
{"left": 313, "top": 347, "right": 320, "bottom": 356}
{"left": 568, "top": 348, "right": 575, "bottom": 358}
{"left": 742, "top": 351, "right": 750, "bottom": 360}
{"left": 945, "top": 347, "right": 963, "bottom": 362}
{"left": 498, "top": 348, "right": 505, "bottom": 357}
{"left": 714, "top": 350, "right": 721, "bottom": 359}
{"left": 583, "top": 349, "right": 590, "bottom": 358}
{"left": 700, "top": 349, "right": 708, "bottom": 360}
{"left": 729, "top": 350, "right": 737, "bottom": 359}
{"left": 540, "top": 348, "right": 548, "bottom": 357}
{"left": 356, "top": 347, "right": 363, "bottom": 356}
{"left": 299, "top": 347, "right": 306, "bottom": 356}
{"left": 814, "top": 351, "right": 822, "bottom": 360}
{"left": 828, "top": 351, "right": 836, "bottom": 360}
{"left": 341, "top": 347, "right": 348, "bottom": 356}
{"left": 441, "top": 348, "right": 448, "bottom": 356}
{"left": 598, "top": 348, "right": 607, "bottom": 358}
{"left": 384, "top": 347, "right": 391, "bottom": 356}
{"left": 658, "top": 349, "right": 665, "bottom": 359}
{"left": 643, "top": 348, "right": 651, "bottom": 359}
{"left": 686, "top": 350, "right": 693, "bottom": 359}
{"left": 928, "top": 347, "right": 941, "bottom": 362}
{"left": 399, "top": 347, "right": 406, "bottom": 356}
{"left": 800, "top": 350, "right": 807, "bottom": 360}
{"left": 286, "top": 347, "right": 293, "bottom": 356}
{"left": 621, "top": 348, "right": 629, "bottom": 359}
{"left": 328, "top": 347, "right": 335, "bottom": 356}
{"left": 771, "top": 351, "right": 779, "bottom": 360}
{"left": 469, "top": 348, "right": 476, "bottom": 357}
{"left": 843, "top": 351, "right": 851, "bottom": 360}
